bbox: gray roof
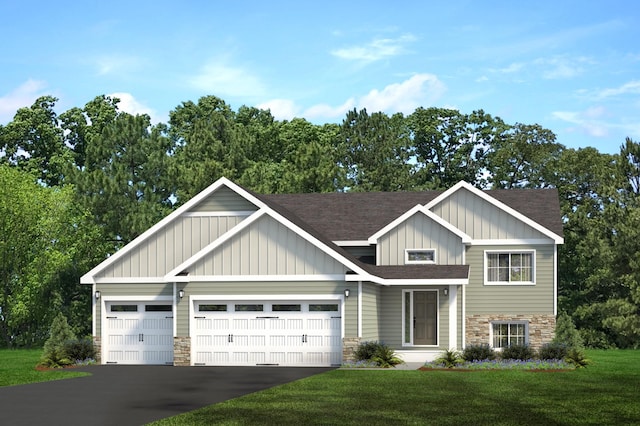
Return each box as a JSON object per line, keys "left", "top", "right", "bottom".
{"left": 253, "top": 186, "right": 562, "bottom": 282}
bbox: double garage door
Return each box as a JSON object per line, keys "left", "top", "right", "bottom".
{"left": 192, "top": 300, "right": 342, "bottom": 367}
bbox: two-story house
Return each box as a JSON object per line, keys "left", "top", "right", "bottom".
{"left": 80, "top": 177, "right": 564, "bottom": 366}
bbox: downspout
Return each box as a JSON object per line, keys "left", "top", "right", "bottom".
{"left": 172, "top": 282, "right": 177, "bottom": 337}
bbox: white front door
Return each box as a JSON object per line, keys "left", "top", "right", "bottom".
{"left": 104, "top": 302, "right": 174, "bottom": 365}
{"left": 192, "top": 301, "right": 342, "bottom": 366}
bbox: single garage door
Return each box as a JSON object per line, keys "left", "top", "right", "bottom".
{"left": 103, "top": 302, "right": 174, "bottom": 365}
{"left": 192, "top": 300, "right": 342, "bottom": 366}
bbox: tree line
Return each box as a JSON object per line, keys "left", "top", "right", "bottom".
{"left": 0, "top": 94, "right": 638, "bottom": 348}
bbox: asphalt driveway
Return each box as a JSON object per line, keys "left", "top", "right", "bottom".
{"left": 0, "top": 365, "right": 334, "bottom": 426}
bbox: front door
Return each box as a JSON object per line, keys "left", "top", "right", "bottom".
{"left": 413, "top": 291, "right": 437, "bottom": 345}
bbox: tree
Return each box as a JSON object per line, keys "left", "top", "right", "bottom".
{"left": 340, "top": 108, "right": 413, "bottom": 191}
{"left": 409, "top": 108, "right": 507, "bottom": 189}
{"left": 40, "top": 313, "right": 76, "bottom": 367}
{"left": 0, "top": 96, "right": 68, "bottom": 186}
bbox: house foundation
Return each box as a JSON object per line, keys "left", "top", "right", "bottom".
{"left": 342, "top": 337, "right": 361, "bottom": 362}
{"left": 173, "top": 336, "right": 191, "bottom": 366}
{"left": 93, "top": 336, "right": 101, "bottom": 364}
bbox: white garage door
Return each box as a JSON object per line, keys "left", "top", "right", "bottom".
{"left": 104, "top": 302, "right": 174, "bottom": 365}
{"left": 192, "top": 301, "right": 342, "bottom": 366}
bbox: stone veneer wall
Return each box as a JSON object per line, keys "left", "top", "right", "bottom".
{"left": 342, "top": 337, "right": 361, "bottom": 362}
{"left": 466, "top": 314, "right": 556, "bottom": 351}
{"left": 174, "top": 337, "right": 191, "bottom": 366}
{"left": 93, "top": 336, "right": 101, "bottom": 364}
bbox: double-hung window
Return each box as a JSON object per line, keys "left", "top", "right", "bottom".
{"left": 485, "top": 251, "right": 534, "bottom": 285}
{"left": 491, "top": 322, "right": 528, "bottom": 348}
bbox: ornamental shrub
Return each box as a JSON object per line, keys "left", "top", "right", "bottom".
{"left": 354, "top": 341, "right": 383, "bottom": 361}
{"left": 501, "top": 344, "right": 535, "bottom": 361}
{"left": 40, "top": 313, "right": 77, "bottom": 368}
{"left": 462, "top": 344, "right": 496, "bottom": 362}
{"left": 354, "top": 341, "right": 403, "bottom": 368}
{"left": 553, "top": 312, "right": 584, "bottom": 349}
{"left": 434, "top": 349, "right": 464, "bottom": 368}
{"left": 538, "top": 342, "right": 569, "bottom": 360}
{"left": 63, "top": 337, "right": 96, "bottom": 362}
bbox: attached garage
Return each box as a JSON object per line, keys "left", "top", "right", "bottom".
{"left": 191, "top": 299, "right": 343, "bottom": 366}
{"left": 103, "top": 301, "right": 174, "bottom": 365}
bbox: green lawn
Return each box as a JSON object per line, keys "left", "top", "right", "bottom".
{"left": 0, "top": 349, "right": 89, "bottom": 387}
{"left": 151, "top": 350, "right": 640, "bottom": 426}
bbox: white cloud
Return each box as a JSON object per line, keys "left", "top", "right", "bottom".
{"left": 0, "top": 79, "right": 49, "bottom": 124}
{"left": 331, "top": 34, "right": 416, "bottom": 62}
{"left": 94, "top": 54, "right": 144, "bottom": 76}
{"left": 535, "top": 56, "right": 590, "bottom": 79}
{"left": 495, "top": 63, "right": 524, "bottom": 74}
{"left": 108, "top": 92, "right": 159, "bottom": 123}
{"left": 256, "top": 99, "right": 299, "bottom": 121}
{"left": 552, "top": 107, "right": 610, "bottom": 138}
{"left": 190, "top": 60, "right": 266, "bottom": 98}
{"left": 357, "top": 74, "right": 446, "bottom": 114}
{"left": 258, "top": 74, "right": 446, "bottom": 122}
{"left": 595, "top": 80, "right": 640, "bottom": 99}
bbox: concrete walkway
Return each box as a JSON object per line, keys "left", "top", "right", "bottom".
{"left": 0, "top": 365, "right": 333, "bottom": 426}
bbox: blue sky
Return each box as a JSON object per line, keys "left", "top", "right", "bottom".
{"left": 1, "top": 0, "right": 638, "bottom": 154}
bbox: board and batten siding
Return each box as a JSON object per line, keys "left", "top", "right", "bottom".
{"left": 190, "top": 214, "right": 348, "bottom": 276}
{"left": 97, "top": 215, "right": 246, "bottom": 279}
{"left": 465, "top": 244, "right": 555, "bottom": 314}
{"left": 95, "top": 283, "right": 173, "bottom": 337}
{"left": 378, "top": 213, "right": 464, "bottom": 265}
{"left": 378, "top": 286, "right": 450, "bottom": 350}
{"left": 188, "top": 185, "right": 258, "bottom": 213}
{"left": 175, "top": 281, "right": 350, "bottom": 337}
{"left": 360, "top": 283, "right": 381, "bottom": 341}
{"left": 430, "top": 187, "right": 548, "bottom": 240}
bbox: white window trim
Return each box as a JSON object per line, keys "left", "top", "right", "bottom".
{"left": 405, "top": 248, "right": 436, "bottom": 265}
{"left": 489, "top": 321, "right": 529, "bottom": 349}
{"left": 401, "top": 289, "right": 440, "bottom": 348}
{"left": 483, "top": 250, "right": 536, "bottom": 286}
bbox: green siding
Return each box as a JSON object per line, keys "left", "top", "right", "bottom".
{"left": 95, "top": 283, "right": 173, "bottom": 337}
{"left": 361, "top": 283, "right": 381, "bottom": 341}
{"left": 191, "top": 214, "right": 348, "bottom": 276}
{"left": 431, "top": 188, "right": 548, "bottom": 240}
{"left": 465, "top": 245, "right": 555, "bottom": 314}
{"left": 188, "top": 186, "right": 258, "bottom": 212}
{"left": 379, "top": 213, "right": 464, "bottom": 265}
{"left": 175, "top": 281, "right": 349, "bottom": 337}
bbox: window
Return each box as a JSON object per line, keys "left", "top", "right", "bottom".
{"left": 110, "top": 305, "right": 137, "bottom": 312}
{"left": 272, "top": 304, "right": 301, "bottom": 312}
{"left": 491, "top": 322, "right": 528, "bottom": 348}
{"left": 199, "top": 304, "right": 227, "bottom": 312}
{"left": 405, "top": 249, "right": 436, "bottom": 264}
{"left": 145, "top": 305, "right": 172, "bottom": 312}
{"left": 234, "top": 304, "right": 263, "bottom": 312}
{"left": 485, "top": 251, "right": 534, "bottom": 284}
{"left": 309, "top": 304, "right": 339, "bottom": 312}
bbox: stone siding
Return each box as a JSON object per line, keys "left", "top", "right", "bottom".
{"left": 93, "top": 336, "right": 101, "bottom": 364}
{"left": 173, "top": 336, "right": 191, "bottom": 366}
{"left": 342, "top": 337, "right": 361, "bottom": 362}
{"left": 466, "top": 314, "right": 556, "bottom": 351}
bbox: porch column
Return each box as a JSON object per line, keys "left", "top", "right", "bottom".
{"left": 448, "top": 285, "right": 457, "bottom": 349}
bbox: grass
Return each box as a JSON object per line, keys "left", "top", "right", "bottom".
{"left": 151, "top": 350, "right": 640, "bottom": 426}
{"left": 0, "top": 349, "right": 89, "bottom": 387}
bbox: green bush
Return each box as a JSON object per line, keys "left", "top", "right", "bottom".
{"left": 63, "top": 338, "right": 96, "bottom": 362}
{"left": 553, "top": 312, "right": 584, "bottom": 348}
{"left": 538, "top": 342, "right": 569, "bottom": 360}
{"left": 39, "top": 313, "right": 77, "bottom": 368}
{"left": 501, "top": 344, "right": 535, "bottom": 361}
{"left": 354, "top": 341, "right": 383, "bottom": 361}
{"left": 434, "top": 349, "right": 464, "bottom": 368}
{"left": 354, "top": 341, "right": 404, "bottom": 368}
{"left": 462, "top": 344, "right": 496, "bottom": 362}
{"left": 566, "top": 347, "right": 591, "bottom": 368}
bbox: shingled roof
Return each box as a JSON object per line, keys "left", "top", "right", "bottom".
{"left": 261, "top": 187, "right": 564, "bottom": 242}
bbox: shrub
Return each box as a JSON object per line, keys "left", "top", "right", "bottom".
{"left": 353, "top": 341, "right": 404, "bottom": 368}
{"left": 553, "top": 312, "right": 584, "bottom": 349}
{"left": 538, "top": 342, "right": 569, "bottom": 360}
{"left": 565, "top": 347, "right": 591, "bottom": 368}
{"left": 39, "top": 313, "right": 77, "bottom": 368}
{"left": 501, "top": 344, "right": 535, "bottom": 361}
{"left": 354, "top": 341, "right": 384, "bottom": 361}
{"left": 434, "top": 349, "right": 464, "bottom": 368}
{"left": 63, "top": 337, "right": 96, "bottom": 362}
{"left": 462, "top": 344, "right": 496, "bottom": 362}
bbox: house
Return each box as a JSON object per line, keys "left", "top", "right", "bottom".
{"left": 80, "top": 177, "right": 564, "bottom": 366}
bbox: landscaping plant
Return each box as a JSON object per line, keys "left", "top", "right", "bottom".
{"left": 39, "top": 313, "right": 77, "bottom": 368}
{"left": 434, "top": 349, "right": 464, "bottom": 368}
{"left": 353, "top": 341, "right": 403, "bottom": 368}
{"left": 462, "top": 344, "right": 496, "bottom": 362}
{"left": 500, "top": 344, "right": 535, "bottom": 361}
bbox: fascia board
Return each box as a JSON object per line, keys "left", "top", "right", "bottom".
{"left": 425, "top": 181, "right": 564, "bottom": 244}
{"left": 368, "top": 205, "right": 424, "bottom": 243}
{"left": 80, "top": 177, "right": 253, "bottom": 284}
{"left": 345, "top": 274, "right": 468, "bottom": 286}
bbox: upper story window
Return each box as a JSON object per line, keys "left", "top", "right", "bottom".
{"left": 485, "top": 251, "right": 535, "bottom": 285}
{"left": 405, "top": 249, "right": 436, "bottom": 264}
